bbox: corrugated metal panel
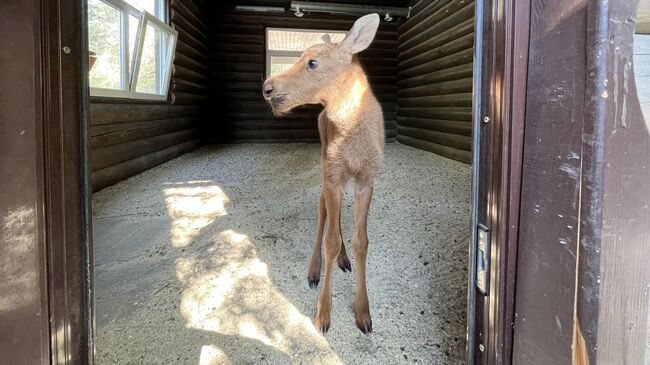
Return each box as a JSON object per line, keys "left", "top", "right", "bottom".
{"left": 396, "top": 0, "right": 475, "bottom": 163}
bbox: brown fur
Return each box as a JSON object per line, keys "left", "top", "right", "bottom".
{"left": 263, "top": 14, "right": 383, "bottom": 334}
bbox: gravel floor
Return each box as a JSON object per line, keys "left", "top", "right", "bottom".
{"left": 93, "top": 143, "right": 471, "bottom": 365}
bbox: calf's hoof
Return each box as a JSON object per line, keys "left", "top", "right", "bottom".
{"left": 308, "top": 276, "right": 320, "bottom": 289}
{"left": 315, "top": 313, "right": 331, "bottom": 334}
{"left": 337, "top": 254, "right": 352, "bottom": 272}
{"left": 354, "top": 303, "right": 373, "bottom": 334}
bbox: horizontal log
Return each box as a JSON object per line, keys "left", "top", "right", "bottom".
{"left": 172, "top": 0, "right": 202, "bottom": 21}
{"left": 172, "top": 92, "right": 207, "bottom": 105}
{"left": 399, "top": 63, "right": 473, "bottom": 89}
{"left": 174, "top": 52, "right": 208, "bottom": 73}
{"left": 172, "top": 80, "right": 208, "bottom": 93}
{"left": 400, "top": 0, "right": 474, "bottom": 47}
{"left": 212, "top": 72, "right": 264, "bottom": 82}
{"left": 91, "top": 117, "right": 198, "bottom": 148}
{"left": 400, "top": 31, "right": 474, "bottom": 70}
{"left": 175, "top": 40, "right": 208, "bottom": 64}
{"left": 92, "top": 139, "right": 202, "bottom": 192}
{"left": 397, "top": 117, "right": 472, "bottom": 136}
{"left": 398, "top": 92, "right": 473, "bottom": 108}
{"left": 398, "top": 78, "right": 473, "bottom": 98}
{"left": 212, "top": 43, "right": 262, "bottom": 54}
{"left": 399, "top": 48, "right": 474, "bottom": 78}
{"left": 171, "top": 0, "right": 207, "bottom": 32}
{"left": 213, "top": 34, "right": 264, "bottom": 45}
{"left": 92, "top": 128, "right": 201, "bottom": 170}
{"left": 212, "top": 23, "right": 264, "bottom": 36}
{"left": 90, "top": 103, "right": 200, "bottom": 125}
{"left": 400, "top": 18, "right": 474, "bottom": 63}
{"left": 218, "top": 81, "right": 264, "bottom": 92}
{"left": 368, "top": 75, "right": 398, "bottom": 84}
{"left": 211, "top": 63, "right": 262, "bottom": 73}
{"left": 399, "top": 107, "right": 472, "bottom": 121}
{"left": 175, "top": 24, "right": 208, "bottom": 53}
{"left": 173, "top": 64, "right": 208, "bottom": 84}
{"left": 399, "top": 0, "right": 455, "bottom": 35}
{"left": 398, "top": 126, "right": 471, "bottom": 150}
{"left": 210, "top": 52, "right": 263, "bottom": 64}
{"left": 171, "top": 9, "right": 208, "bottom": 44}
{"left": 359, "top": 64, "right": 397, "bottom": 75}
{"left": 397, "top": 135, "right": 471, "bottom": 164}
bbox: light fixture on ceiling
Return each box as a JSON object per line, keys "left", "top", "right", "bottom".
{"left": 289, "top": 1, "right": 410, "bottom": 20}
{"left": 235, "top": 5, "right": 286, "bottom": 13}
{"left": 294, "top": 4, "right": 304, "bottom": 17}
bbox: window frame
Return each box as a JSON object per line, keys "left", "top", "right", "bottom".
{"left": 89, "top": 0, "right": 176, "bottom": 101}
{"left": 265, "top": 27, "right": 347, "bottom": 78}
{"left": 129, "top": 11, "right": 178, "bottom": 100}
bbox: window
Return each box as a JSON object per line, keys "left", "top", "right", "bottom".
{"left": 88, "top": 0, "right": 177, "bottom": 100}
{"left": 265, "top": 28, "right": 346, "bottom": 77}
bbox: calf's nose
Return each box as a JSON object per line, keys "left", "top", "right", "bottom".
{"left": 263, "top": 82, "right": 274, "bottom": 97}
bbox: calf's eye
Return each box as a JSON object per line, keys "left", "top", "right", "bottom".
{"left": 307, "top": 59, "right": 318, "bottom": 69}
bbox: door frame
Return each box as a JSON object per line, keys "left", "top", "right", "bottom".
{"left": 0, "top": 0, "right": 94, "bottom": 363}
{"left": 44, "top": 0, "right": 93, "bottom": 363}
{"left": 467, "top": 0, "right": 531, "bottom": 363}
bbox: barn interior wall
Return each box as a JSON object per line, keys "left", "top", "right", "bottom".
{"left": 89, "top": 0, "right": 479, "bottom": 192}
{"left": 396, "top": 0, "right": 475, "bottom": 163}
{"left": 90, "top": 0, "right": 209, "bottom": 192}
{"left": 204, "top": 3, "right": 400, "bottom": 143}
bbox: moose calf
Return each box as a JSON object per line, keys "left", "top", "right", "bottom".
{"left": 263, "top": 14, "right": 383, "bottom": 334}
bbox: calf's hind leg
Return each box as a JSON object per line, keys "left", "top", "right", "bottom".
{"left": 308, "top": 192, "right": 326, "bottom": 288}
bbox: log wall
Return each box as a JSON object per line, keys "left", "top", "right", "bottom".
{"left": 90, "top": 0, "right": 208, "bottom": 192}
{"left": 396, "top": 0, "right": 475, "bottom": 163}
{"left": 206, "top": 5, "right": 400, "bottom": 142}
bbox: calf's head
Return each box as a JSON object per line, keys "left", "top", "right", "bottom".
{"left": 262, "top": 13, "right": 380, "bottom": 116}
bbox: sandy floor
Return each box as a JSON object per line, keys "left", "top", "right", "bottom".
{"left": 93, "top": 143, "right": 471, "bottom": 365}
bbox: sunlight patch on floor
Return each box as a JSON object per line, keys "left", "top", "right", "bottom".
{"left": 178, "top": 230, "right": 343, "bottom": 364}
{"left": 199, "top": 345, "right": 231, "bottom": 365}
{"left": 164, "top": 181, "right": 229, "bottom": 248}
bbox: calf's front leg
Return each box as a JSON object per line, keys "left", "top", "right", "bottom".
{"left": 352, "top": 180, "right": 374, "bottom": 334}
{"left": 314, "top": 182, "right": 343, "bottom": 333}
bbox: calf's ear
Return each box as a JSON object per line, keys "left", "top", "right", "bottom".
{"left": 340, "top": 13, "right": 380, "bottom": 54}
